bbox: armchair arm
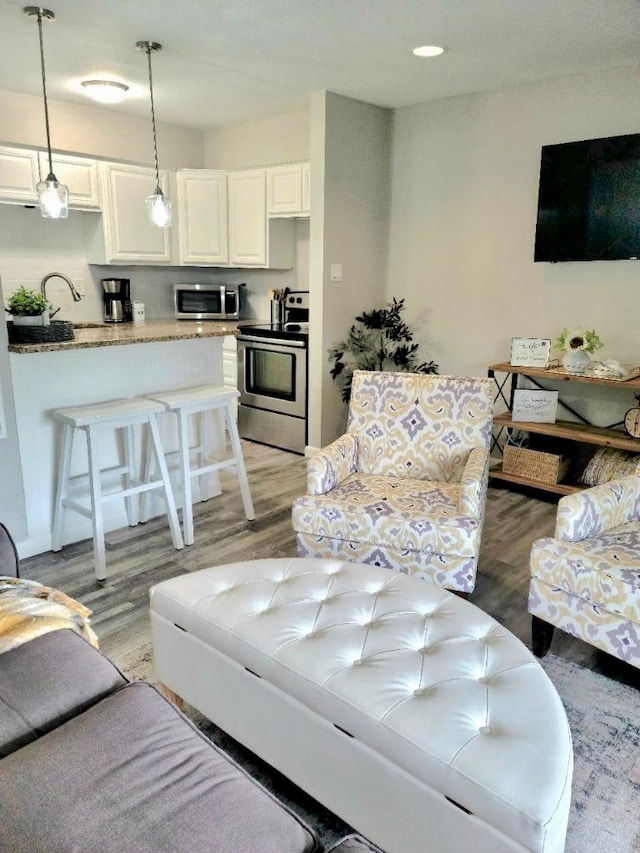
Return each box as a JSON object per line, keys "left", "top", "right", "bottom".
{"left": 555, "top": 475, "right": 640, "bottom": 541}
{"left": 307, "top": 434, "right": 358, "bottom": 495}
{"left": 458, "top": 447, "right": 490, "bottom": 518}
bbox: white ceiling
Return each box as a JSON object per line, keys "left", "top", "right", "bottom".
{"left": 0, "top": 0, "right": 639, "bottom": 130}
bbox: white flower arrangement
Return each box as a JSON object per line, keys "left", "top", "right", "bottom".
{"left": 554, "top": 328, "right": 603, "bottom": 355}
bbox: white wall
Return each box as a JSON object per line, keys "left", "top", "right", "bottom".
{"left": 388, "top": 66, "right": 640, "bottom": 426}
{"left": 309, "top": 92, "right": 392, "bottom": 447}
{"left": 0, "top": 88, "right": 203, "bottom": 168}
{"left": 204, "top": 105, "right": 310, "bottom": 169}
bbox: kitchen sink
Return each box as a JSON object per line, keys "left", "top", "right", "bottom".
{"left": 72, "top": 322, "right": 108, "bottom": 329}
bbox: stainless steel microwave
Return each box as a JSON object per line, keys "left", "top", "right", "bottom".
{"left": 174, "top": 283, "right": 244, "bottom": 320}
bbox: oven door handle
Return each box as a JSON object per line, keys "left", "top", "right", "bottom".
{"left": 237, "top": 335, "right": 306, "bottom": 348}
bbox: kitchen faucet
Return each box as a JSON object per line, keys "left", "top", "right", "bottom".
{"left": 40, "top": 273, "right": 83, "bottom": 314}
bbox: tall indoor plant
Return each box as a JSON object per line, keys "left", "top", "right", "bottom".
{"left": 329, "top": 297, "right": 439, "bottom": 402}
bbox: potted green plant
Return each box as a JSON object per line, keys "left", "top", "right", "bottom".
{"left": 328, "top": 297, "right": 439, "bottom": 402}
{"left": 5, "top": 286, "right": 51, "bottom": 326}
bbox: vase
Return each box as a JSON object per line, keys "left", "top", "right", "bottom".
{"left": 562, "top": 348, "right": 591, "bottom": 374}
{"left": 12, "top": 310, "right": 50, "bottom": 327}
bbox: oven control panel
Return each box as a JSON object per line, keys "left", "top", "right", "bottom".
{"left": 285, "top": 291, "right": 309, "bottom": 311}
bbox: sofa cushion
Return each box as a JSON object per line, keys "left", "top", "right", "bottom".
{"left": 531, "top": 525, "right": 640, "bottom": 623}
{"left": 0, "top": 680, "right": 320, "bottom": 853}
{"left": 326, "top": 835, "right": 384, "bottom": 852}
{"left": 0, "top": 523, "right": 19, "bottom": 578}
{"left": 292, "top": 473, "right": 480, "bottom": 556}
{"left": 0, "top": 628, "right": 127, "bottom": 758}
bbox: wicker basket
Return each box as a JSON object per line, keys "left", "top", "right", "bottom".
{"left": 502, "top": 445, "right": 570, "bottom": 484}
{"left": 7, "top": 320, "right": 75, "bottom": 345}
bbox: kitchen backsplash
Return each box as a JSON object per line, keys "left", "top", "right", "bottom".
{"left": 0, "top": 206, "right": 309, "bottom": 325}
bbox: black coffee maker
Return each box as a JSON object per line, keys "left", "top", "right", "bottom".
{"left": 102, "top": 279, "right": 133, "bottom": 323}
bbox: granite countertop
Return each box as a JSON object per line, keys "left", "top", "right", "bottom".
{"left": 7, "top": 319, "right": 240, "bottom": 354}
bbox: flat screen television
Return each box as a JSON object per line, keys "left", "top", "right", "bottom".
{"left": 534, "top": 132, "right": 640, "bottom": 262}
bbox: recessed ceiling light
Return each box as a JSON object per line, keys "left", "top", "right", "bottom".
{"left": 81, "top": 80, "right": 130, "bottom": 104}
{"left": 412, "top": 45, "right": 446, "bottom": 58}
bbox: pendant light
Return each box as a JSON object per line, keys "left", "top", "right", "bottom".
{"left": 136, "top": 40, "right": 171, "bottom": 228}
{"left": 24, "top": 6, "right": 69, "bottom": 219}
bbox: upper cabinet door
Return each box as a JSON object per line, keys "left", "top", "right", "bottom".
{"left": 0, "top": 146, "right": 38, "bottom": 204}
{"left": 37, "top": 152, "right": 100, "bottom": 210}
{"left": 94, "top": 163, "right": 173, "bottom": 264}
{"left": 228, "top": 169, "right": 267, "bottom": 266}
{"left": 177, "top": 170, "right": 228, "bottom": 265}
{"left": 267, "top": 163, "right": 302, "bottom": 215}
{"left": 266, "top": 162, "right": 310, "bottom": 217}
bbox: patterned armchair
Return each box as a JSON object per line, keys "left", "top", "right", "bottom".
{"left": 529, "top": 475, "right": 640, "bottom": 669}
{"left": 292, "top": 371, "right": 494, "bottom": 593}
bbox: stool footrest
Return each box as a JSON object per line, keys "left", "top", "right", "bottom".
{"left": 62, "top": 499, "right": 93, "bottom": 520}
{"left": 191, "top": 457, "right": 238, "bottom": 477}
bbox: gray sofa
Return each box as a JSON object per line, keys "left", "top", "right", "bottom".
{"left": 0, "top": 523, "right": 380, "bottom": 853}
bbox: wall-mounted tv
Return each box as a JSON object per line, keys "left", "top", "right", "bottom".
{"left": 534, "top": 132, "right": 640, "bottom": 262}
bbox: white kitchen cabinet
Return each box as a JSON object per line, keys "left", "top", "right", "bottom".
{"left": 301, "top": 161, "right": 310, "bottom": 214}
{"left": 37, "top": 152, "right": 100, "bottom": 210}
{"left": 177, "top": 170, "right": 228, "bottom": 265}
{"left": 0, "top": 146, "right": 38, "bottom": 204}
{"left": 228, "top": 168, "right": 294, "bottom": 268}
{"left": 267, "top": 162, "right": 310, "bottom": 217}
{"left": 228, "top": 169, "right": 266, "bottom": 265}
{"left": 84, "top": 162, "right": 175, "bottom": 265}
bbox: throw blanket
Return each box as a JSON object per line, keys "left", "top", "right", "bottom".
{"left": 0, "top": 577, "right": 98, "bottom": 654}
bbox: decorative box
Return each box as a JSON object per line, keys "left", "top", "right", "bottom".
{"left": 502, "top": 445, "right": 570, "bottom": 484}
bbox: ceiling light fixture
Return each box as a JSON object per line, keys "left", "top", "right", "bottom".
{"left": 24, "top": 6, "right": 68, "bottom": 219}
{"left": 412, "top": 45, "right": 446, "bottom": 58}
{"left": 81, "top": 79, "right": 129, "bottom": 104}
{"left": 136, "top": 40, "right": 171, "bottom": 228}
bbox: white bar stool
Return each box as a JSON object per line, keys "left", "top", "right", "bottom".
{"left": 144, "top": 385, "right": 254, "bottom": 546}
{"left": 51, "top": 397, "right": 184, "bottom": 581}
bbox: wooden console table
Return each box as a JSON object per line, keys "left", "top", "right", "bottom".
{"left": 488, "top": 361, "right": 640, "bottom": 495}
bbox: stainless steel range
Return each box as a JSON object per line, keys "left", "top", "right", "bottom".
{"left": 237, "top": 291, "right": 309, "bottom": 454}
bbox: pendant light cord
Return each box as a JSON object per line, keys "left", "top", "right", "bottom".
{"left": 145, "top": 46, "right": 161, "bottom": 193}
{"left": 35, "top": 10, "right": 54, "bottom": 178}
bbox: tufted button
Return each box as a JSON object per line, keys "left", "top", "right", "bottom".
{"left": 479, "top": 725, "right": 492, "bottom": 735}
{"left": 352, "top": 659, "right": 363, "bottom": 667}
{"left": 420, "top": 645, "right": 433, "bottom": 655}
{"left": 413, "top": 687, "right": 427, "bottom": 697}
{"left": 478, "top": 676, "right": 490, "bottom": 685}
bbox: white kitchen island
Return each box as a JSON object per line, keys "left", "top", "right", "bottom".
{"left": 8, "top": 321, "right": 238, "bottom": 558}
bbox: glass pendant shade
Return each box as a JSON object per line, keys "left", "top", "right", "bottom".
{"left": 37, "top": 172, "right": 69, "bottom": 219}
{"left": 146, "top": 186, "right": 172, "bottom": 228}
{"left": 24, "top": 6, "right": 69, "bottom": 220}
{"left": 137, "top": 40, "right": 171, "bottom": 229}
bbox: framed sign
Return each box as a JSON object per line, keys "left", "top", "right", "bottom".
{"left": 510, "top": 337, "right": 551, "bottom": 367}
{"left": 512, "top": 389, "right": 558, "bottom": 423}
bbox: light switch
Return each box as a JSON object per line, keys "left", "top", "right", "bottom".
{"left": 330, "top": 264, "right": 343, "bottom": 282}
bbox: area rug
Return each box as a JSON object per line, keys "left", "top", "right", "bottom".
{"left": 115, "top": 642, "right": 640, "bottom": 852}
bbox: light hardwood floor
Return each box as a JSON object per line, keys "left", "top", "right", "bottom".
{"left": 20, "top": 439, "right": 639, "bottom": 689}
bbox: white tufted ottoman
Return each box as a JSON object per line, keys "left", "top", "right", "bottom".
{"left": 150, "top": 558, "right": 573, "bottom": 853}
